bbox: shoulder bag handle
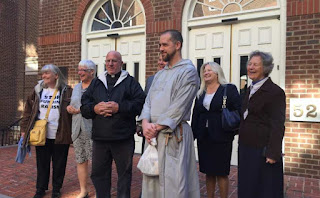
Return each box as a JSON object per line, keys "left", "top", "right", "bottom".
{"left": 44, "top": 89, "right": 58, "bottom": 120}
{"left": 222, "top": 84, "right": 227, "bottom": 109}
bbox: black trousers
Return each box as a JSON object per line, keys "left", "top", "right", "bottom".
{"left": 35, "top": 139, "right": 69, "bottom": 192}
{"left": 91, "top": 138, "right": 134, "bottom": 198}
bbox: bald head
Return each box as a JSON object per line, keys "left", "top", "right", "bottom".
{"left": 105, "top": 51, "right": 123, "bottom": 75}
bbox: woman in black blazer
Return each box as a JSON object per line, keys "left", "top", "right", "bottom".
{"left": 191, "top": 62, "right": 241, "bottom": 198}
{"left": 238, "top": 51, "right": 286, "bottom": 198}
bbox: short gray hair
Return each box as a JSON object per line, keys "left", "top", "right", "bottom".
{"left": 79, "top": 59, "right": 96, "bottom": 76}
{"left": 249, "top": 50, "right": 274, "bottom": 77}
{"left": 41, "top": 64, "right": 67, "bottom": 89}
{"left": 197, "top": 62, "right": 228, "bottom": 98}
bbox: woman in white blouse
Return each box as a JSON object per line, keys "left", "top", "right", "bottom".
{"left": 192, "top": 62, "right": 241, "bottom": 198}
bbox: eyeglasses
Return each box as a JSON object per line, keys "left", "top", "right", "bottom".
{"left": 105, "top": 59, "right": 119, "bottom": 64}
{"left": 77, "top": 69, "right": 91, "bottom": 72}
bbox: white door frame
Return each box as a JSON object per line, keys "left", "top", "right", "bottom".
{"left": 80, "top": 0, "right": 147, "bottom": 154}
{"left": 182, "top": 0, "right": 287, "bottom": 164}
{"left": 182, "top": 0, "right": 286, "bottom": 89}
{"left": 81, "top": 0, "right": 146, "bottom": 61}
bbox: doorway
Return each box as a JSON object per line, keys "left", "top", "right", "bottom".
{"left": 189, "top": 18, "right": 281, "bottom": 165}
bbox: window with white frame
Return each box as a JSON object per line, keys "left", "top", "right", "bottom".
{"left": 193, "top": 0, "right": 279, "bottom": 18}
{"left": 91, "top": 0, "right": 145, "bottom": 31}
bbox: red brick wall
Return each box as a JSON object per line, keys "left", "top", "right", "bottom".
{"left": 0, "top": 0, "right": 38, "bottom": 128}
{"left": 0, "top": 1, "right": 19, "bottom": 128}
{"left": 37, "top": 0, "right": 82, "bottom": 85}
{"left": 24, "top": 0, "right": 40, "bottom": 100}
{"left": 38, "top": 43, "right": 81, "bottom": 85}
{"left": 145, "top": 0, "right": 184, "bottom": 76}
{"left": 285, "top": 0, "right": 320, "bottom": 179}
{"left": 38, "top": 0, "right": 79, "bottom": 37}
{"left": 287, "top": 0, "right": 320, "bottom": 16}
{"left": 37, "top": 0, "right": 185, "bottom": 85}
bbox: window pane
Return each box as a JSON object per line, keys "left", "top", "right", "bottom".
{"left": 92, "top": 20, "right": 110, "bottom": 31}
{"left": 240, "top": 55, "right": 249, "bottom": 102}
{"left": 134, "top": 62, "right": 139, "bottom": 82}
{"left": 197, "top": 58, "right": 204, "bottom": 77}
{"left": 91, "top": 0, "right": 145, "bottom": 32}
{"left": 102, "top": 1, "right": 114, "bottom": 21}
{"left": 193, "top": 2, "right": 204, "bottom": 18}
{"left": 122, "top": 63, "right": 127, "bottom": 71}
{"left": 59, "top": 67, "right": 68, "bottom": 80}
{"left": 213, "top": 57, "right": 221, "bottom": 65}
{"left": 192, "top": 0, "right": 278, "bottom": 19}
{"left": 122, "top": 1, "right": 144, "bottom": 27}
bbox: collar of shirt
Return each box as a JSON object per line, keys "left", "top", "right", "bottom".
{"left": 249, "top": 77, "right": 269, "bottom": 99}
{"left": 106, "top": 71, "right": 121, "bottom": 79}
{"left": 106, "top": 71, "right": 121, "bottom": 91}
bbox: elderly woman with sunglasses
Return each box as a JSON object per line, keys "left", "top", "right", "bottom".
{"left": 66, "top": 60, "right": 96, "bottom": 198}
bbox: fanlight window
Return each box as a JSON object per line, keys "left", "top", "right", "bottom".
{"left": 193, "top": 0, "right": 278, "bottom": 18}
{"left": 92, "top": 0, "right": 145, "bottom": 31}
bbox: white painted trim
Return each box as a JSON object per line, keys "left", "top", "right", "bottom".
{"left": 182, "top": 0, "right": 286, "bottom": 81}
{"left": 86, "top": 25, "right": 145, "bottom": 40}
{"left": 279, "top": 0, "right": 287, "bottom": 90}
{"left": 81, "top": 0, "right": 146, "bottom": 60}
{"left": 189, "top": 6, "right": 280, "bottom": 22}
{"left": 182, "top": 1, "right": 281, "bottom": 58}
{"left": 279, "top": 0, "right": 286, "bottom": 171}
{"left": 25, "top": 57, "right": 39, "bottom": 75}
{"left": 182, "top": 0, "right": 287, "bottom": 164}
{"left": 181, "top": 0, "right": 195, "bottom": 58}
{"left": 188, "top": 9, "right": 281, "bottom": 28}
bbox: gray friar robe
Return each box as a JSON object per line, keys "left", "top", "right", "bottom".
{"left": 138, "top": 59, "right": 200, "bottom": 198}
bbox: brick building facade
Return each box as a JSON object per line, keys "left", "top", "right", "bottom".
{"left": 1, "top": 0, "right": 320, "bottom": 178}
{"left": 0, "top": 0, "right": 38, "bottom": 128}
{"left": 285, "top": 0, "right": 320, "bottom": 178}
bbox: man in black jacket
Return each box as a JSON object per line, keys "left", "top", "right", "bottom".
{"left": 81, "top": 51, "right": 145, "bottom": 198}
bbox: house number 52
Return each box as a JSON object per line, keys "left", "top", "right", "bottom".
{"left": 293, "top": 104, "right": 317, "bottom": 118}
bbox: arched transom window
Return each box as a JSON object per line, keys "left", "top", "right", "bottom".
{"left": 91, "top": 0, "right": 145, "bottom": 31}
{"left": 193, "top": 0, "right": 278, "bottom": 18}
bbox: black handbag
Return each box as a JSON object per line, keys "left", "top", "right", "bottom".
{"left": 221, "top": 85, "right": 240, "bottom": 131}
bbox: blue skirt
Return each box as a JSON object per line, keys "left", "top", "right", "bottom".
{"left": 238, "top": 144, "right": 284, "bottom": 198}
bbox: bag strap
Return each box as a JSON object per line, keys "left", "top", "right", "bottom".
{"left": 44, "top": 89, "right": 58, "bottom": 120}
{"left": 222, "top": 84, "right": 227, "bottom": 109}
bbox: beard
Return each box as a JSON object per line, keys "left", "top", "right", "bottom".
{"left": 162, "top": 50, "right": 175, "bottom": 62}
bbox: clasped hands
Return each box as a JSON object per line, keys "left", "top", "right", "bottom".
{"left": 94, "top": 101, "right": 119, "bottom": 117}
{"left": 142, "top": 119, "right": 166, "bottom": 143}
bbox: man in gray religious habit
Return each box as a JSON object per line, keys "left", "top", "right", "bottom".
{"left": 138, "top": 29, "right": 200, "bottom": 198}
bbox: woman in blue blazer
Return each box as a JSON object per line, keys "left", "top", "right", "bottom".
{"left": 192, "top": 62, "right": 241, "bottom": 198}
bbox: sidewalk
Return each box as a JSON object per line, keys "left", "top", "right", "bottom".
{"left": 0, "top": 146, "right": 319, "bottom": 198}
